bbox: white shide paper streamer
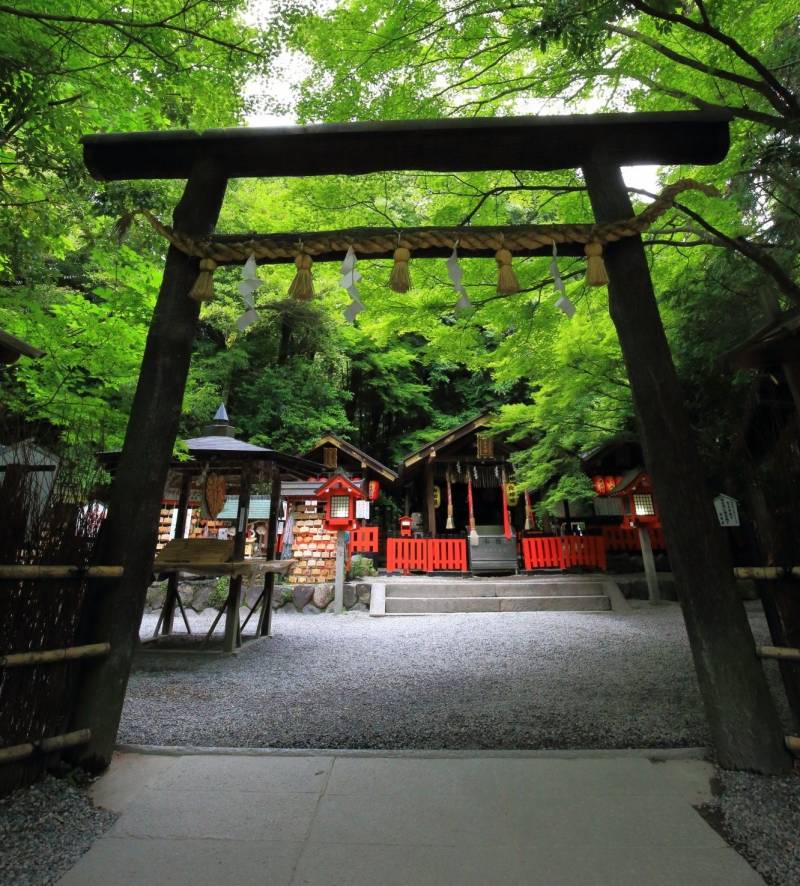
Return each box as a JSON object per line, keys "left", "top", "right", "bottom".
{"left": 340, "top": 246, "right": 365, "bottom": 323}
{"left": 447, "top": 244, "right": 472, "bottom": 310}
{"left": 236, "top": 254, "right": 261, "bottom": 331}
{"left": 550, "top": 242, "right": 576, "bottom": 318}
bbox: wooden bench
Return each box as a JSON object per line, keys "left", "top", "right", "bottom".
{"left": 153, "top": 538, "right": 295, "bottom": 578}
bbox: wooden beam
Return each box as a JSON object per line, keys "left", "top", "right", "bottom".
{"left": 638, "top": 524, "right": 660, "bottom": 605}
{"left": 81, "top": 111, "right": 731, "bottom": 181}
{"left": 0, "top": 328, "right": 43, "bottom": 363}
{"left": 756, "top": 645, "right": 800, "bottom": 662}
{"left": 0, "top": 729, "right": 91, "bottom": 764}
{"left": 425, "top": 462, "right": 436, "bottom": 537}
{"left": 0, "top": 643, "right": 110, "bottom": 667}
{"left": 582, "top": 160, "right": 789, "bottom": 774}
{"left": 67, "top": 157, "right": 229, "bottom": 772}
{"left": 333, "top": 530, "right": 346, "bottom": 615}
{"left": 258, "top": 464, "right": 282, "bottom": 638}
{"left": 0, "top": 565, "right": 123, "bottom": 580}
{"left": 223, "top": 465, "right": 252, "bottom": 654}
{"left": 161, "top": 471, "right": 191, "bottom": 636}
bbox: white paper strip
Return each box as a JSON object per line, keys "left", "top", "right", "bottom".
{"left": 550, "top": 242, "right": 576, "bottom": 318}
{"left": 236, "top": 253, "right": 262, "bottom": 329}
{"left": 340, "top": 246, "right": 365, "bottom": 323}
{"left": 236, "top": 307, "right": 259, "bottom": 331}
{"left": 447, "top": 244, "right": 471, "bottom": 310}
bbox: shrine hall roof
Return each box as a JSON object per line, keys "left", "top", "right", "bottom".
{"left": 301, "top": 433, "right": 398, "bottom": 483}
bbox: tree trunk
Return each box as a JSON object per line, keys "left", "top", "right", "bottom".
{"left": 69, "top": 159, "right": 228, "bottom": 771}
{"left": 582, "top": 161, "right": 789, "bottom": 773}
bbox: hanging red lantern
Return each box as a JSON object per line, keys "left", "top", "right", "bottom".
{"left": 592, "top": 475, "right": 606, "bottom": 495}
{"left": 368, "top": 480, "right": 380, "bottom": 501}
{"left": 604, "top": 475, "right": 619, "bottom": 494}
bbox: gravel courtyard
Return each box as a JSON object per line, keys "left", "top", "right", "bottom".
{"left": 121, "top": 601, "right": 789, "bottom": 750}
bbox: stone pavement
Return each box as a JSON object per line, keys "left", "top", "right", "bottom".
{"left": 59, "top": 749, "right": 764, "bottom": 886}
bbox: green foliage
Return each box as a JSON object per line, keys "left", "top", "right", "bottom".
{"left": 3, "top": 0, "right": 799, "bottom": 531}
{"left": 347, "top": 555, "right": 377, "bottom": 580}
{"left": 209, "top": 578, "right": 229, "bottom": 609}
{"left": 0, "top": 0, "right": 270, "bottom": 450}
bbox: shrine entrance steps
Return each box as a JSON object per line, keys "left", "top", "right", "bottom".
{"left": 373, "top": 575, "right": 620, "bottom": 615}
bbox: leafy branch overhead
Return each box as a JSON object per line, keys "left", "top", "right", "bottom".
{"left": 2, "top": 0, "right": 799, "bottom": 516}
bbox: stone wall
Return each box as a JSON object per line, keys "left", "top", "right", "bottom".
{"left": 144, "top": 578, "right": 371, "bottom": 615}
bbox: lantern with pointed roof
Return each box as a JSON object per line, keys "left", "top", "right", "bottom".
{"left": 316, "top": 473, "right": 364, "bottom": 532}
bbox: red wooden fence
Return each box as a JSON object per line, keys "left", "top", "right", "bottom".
{"left": 522, "top": 536, "right": 607, "bottom": 571}
{"left": 386, "top": 537, "right": 468, "bottom": 573}
{"left": 349, "top": 526, "right": 379, "bottom": 554}
{"left": 429, "top": 538, "right": 468, "bottom": 571}
{"left": 601, "top": 526, "right": 666, "bottom": 552}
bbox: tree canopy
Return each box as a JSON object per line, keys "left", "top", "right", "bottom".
{"left": 2, "top": 0, "right": 798, "bottom": 520}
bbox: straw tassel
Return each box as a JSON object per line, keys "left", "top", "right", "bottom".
{"left": 524, "top": 491, "right": 534, "bottom": 531}
{"left": 495, "top": 248, "right": 519, "bottom": 294}
{"left": 467, "top": 472, "right": 478, "bottom": 546}
{"left": 584, "top": 242, "right": 608, "bottom": 286}
{"left": 288, "top": 253, "right": 315, "bottom": 300}
{"left": 389, "top": 247, "right": 412, "bottom": 293}
{"left": 188, "top": 258, "right": 218, "bottom": 302}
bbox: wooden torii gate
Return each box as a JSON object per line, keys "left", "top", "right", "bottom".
{"left": 70, "top": 111, "right": 790, "bottom": 774}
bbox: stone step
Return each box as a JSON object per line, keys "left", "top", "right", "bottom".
{"left": 384, "top": 581, "right": 608, "bottom": 599}
{"left": 384, "top": 595, "right": 612, "bottom": 614}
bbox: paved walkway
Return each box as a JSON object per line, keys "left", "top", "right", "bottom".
{"left": 59, "top": 749, "right": 764, "bottom": 885}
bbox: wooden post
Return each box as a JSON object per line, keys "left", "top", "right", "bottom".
{"left": 68, "top": 158, "right": 228, "bottom": 771}
{"left": 258, "top": 463, "right": 281, "bottom": 637}
{"left": 638, "top": 525, "right": 660, "bottom": 604}
{"left": 425, "top": 461, "right": 436, "bottom": 537}
{"left": 161, "top": 471, "right": 191, "bottom": 635}
{"left": 582, "top": 161, "right": 789, "bottom": 773}
{"left": 223, "top": 465, "right": 252, "bottom": 653}
{"left": 333, "top": 530, "right": 346, "bottom": 614}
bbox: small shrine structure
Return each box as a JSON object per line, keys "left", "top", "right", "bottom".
{"left": 398, "top": 413, "right": 524, "bottom": 538}
{"left": 0, "top": 329, "right": 43, "bottom": 365}
{"left": 101, "top": 405, "right": 323, "bottom": 651}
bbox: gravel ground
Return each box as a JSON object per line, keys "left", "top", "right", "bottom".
{"left": 0, "top": 775, "right": 117, "bottom": 886}
{"left": 708, "top": 770, "right": 800, "bottom": 886}
{"left": 122, "top": 600, "right": 790, "bottom": 750}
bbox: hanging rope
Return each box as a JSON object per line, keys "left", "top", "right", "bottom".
{"left": 115, "top": 179, "right": 719, "bottom": 299}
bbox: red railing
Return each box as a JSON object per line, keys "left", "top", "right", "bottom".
{"left": 349, "top": 526, "right": 379, "bottom": 554}
{"left": 386, "top": 537, "right": 468, "bottom": 573}
{"left": 522, "top": 536, "right": 607, "bottom": 571}
{"left": 601, "top": 526, "right": 666, "bottom": 552}
{"left": 429, "top": 538, "right": 468, "bottom": 571}
{"left": 521, "top": 536, "right": 563, "bottom": 568}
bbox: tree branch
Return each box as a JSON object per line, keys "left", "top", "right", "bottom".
{"left": 629, "top": 0, "right": 799, "bottom": 116}
{"left": 0, "top": 3, "right": 261, "bottom": 58}
{"left": 608, "top": 23, "right": 793, "bottom": 118}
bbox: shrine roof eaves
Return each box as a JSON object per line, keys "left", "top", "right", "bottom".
{"left": 303, "top": 433, "right": 399, "bottom": 483}
{"left": 81, "top": 110, "right": 732, "bottom": 182}
{"left": 400, "top": 413, "right": 494, "bottom": 472}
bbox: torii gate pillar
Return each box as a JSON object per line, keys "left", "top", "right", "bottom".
{"left": 583, "top": 161, "right": 788, "bottom": 773}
